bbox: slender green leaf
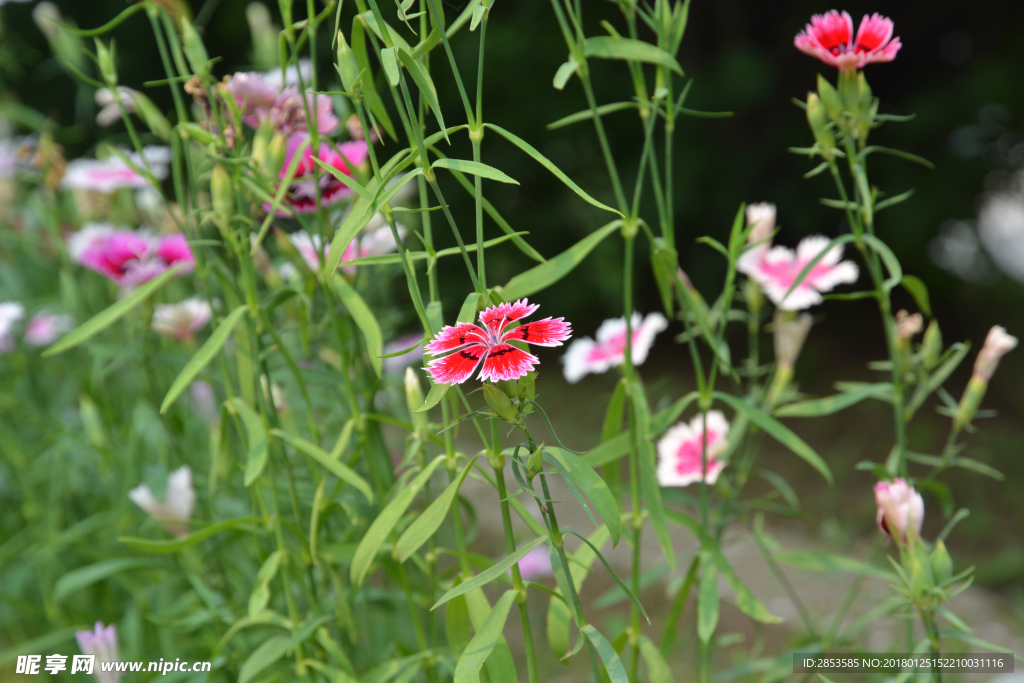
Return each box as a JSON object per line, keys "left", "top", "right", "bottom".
{"left": 397, "top": 46, "right": 447, "bottom": 142}
{"left": 416, "top": 381, "right": 450, "bottom": 413}
{"left": 544, "top": 450, "right": 621, "bottom": 546}
{"left": 54, "top": 558, "right": 160, "bottom": 602}
{"left": 697, "top": 559, "right": 719, "bottom": 643}
{"left": 637, "top": 635, "right": 672, "bottom": 683}
{"left": 380, "top": 46, "right": 400, "bottom": 85}
{"left": 432, "top": 158, "right": 518, "bottom": 184}
{"left": 548, "top": 102, "right": 636, "bottom": 130}
{"left": 334, "top": 275, "right": 384, "bottom": 377}
{"left": 117, "top": 517, "right": 262, "bottom": 554}
{"left": 44, "top": 265, "right": 185, "bottom": 356}
{"left": 775, "top": 550, "right": 892, "bottom": 579}
{"left": 463, "top": 589, "right": 518, "bottom": 683}
{"left": 580, "top": 625, "right": 629, "bottom": 682}
{"left": 484, "top": 123, "right": 622, "bottom": 215}
{"left": 270, "top": 429, "right": 374, "bottom": 503}
{"left": 583, "top": 36, "right": 683, "bottom": 74}
{"left": 715, "top": 392, "right": 832, "bottom": 484}
{"left": 552, "top": 60, "right": 577, "bottom": 90}
{"left": 453, "top": 590, "right": 517, "bottom": 683}
{"left": 239, "top": 635, "right": 291, "bottom": 683}
{"left": 433, "top": 536, "right": 547, "bottom": 609}
{"left": 161, "top": 305, "right": 248, "bottom": 413}
{"left": 228, "top": 398, "right": 270, "bottom": 486}
{"left": 774, "top": 382, "right": 892, "bottom": 418}
{"left": 457, "top": 292, "right": 482, "bottom": 323}
{"left": 396, "top": 456, "right": 481, "bottom": 561}
{"left": 501, "top": 220, "right": 621, "bottom": 300}
{"left": 900, "top": 275, "right": 931, "bottom": 317}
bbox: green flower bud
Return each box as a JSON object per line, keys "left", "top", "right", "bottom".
{"left": 178, "top": 122, "right": 215, "bottom": 146}
{"left": 180, "top": 16, "right": 209, "bottom": 76}
{"left": 816, "top": 74, "right": 843, "bottom": 120}
{"left": 526, "top": 446, "right": 544, "bottom": 479}
{"left": 251, "top": 118, "right": 274, "bottom": 172}
{"left": 265, "top": 132, "right": 287, "bottom": 180}
{"left": 921, "top": 320, "right": 942, "bottom": 371}
{"left": 210, "top": 164, "right": 234, "bottom": 232}
{"left": 404, "top": 367, "right": 427, "bottom": 432}
{"left": 931, "top": 539, "right": 953, "bottom": 585}
{"left": 336, "top": 32, "right": 362, "bottom": 99}
{"left": 483, "top": 383, "right": 519, "bottom": 424}
{"left": 806, "top": 93, "right": 835, "bottom": 160}
{"left": 94, "top": 39, "right": 118, "bottom": 87}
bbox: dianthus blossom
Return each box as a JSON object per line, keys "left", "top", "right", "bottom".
{"left": 656, "top": 410, "right": 730, "bottom": 487}
{"left": 738, "top": 234, "right": 858, "bottom": 310}
{"left": 69, "top": 224, "right": 194, "bottom": 287}
{"left": 561, "top": 312, "right": 667, "bottom": 383}
{"left": 795, "top": 10, "right": 901, "bottom": 71}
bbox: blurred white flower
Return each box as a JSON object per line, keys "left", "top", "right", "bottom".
{"left": 978, "top": 190, "right": 1024, "bottom": 283}
{"left": 129, "top": 466, "right": 195, "bottom": 537}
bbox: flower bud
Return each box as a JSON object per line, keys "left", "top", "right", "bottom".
{"left": 773, "top": 311, "right": 812, "bottom": 370}
{"left": 895, "top": 310, "right": 923, "bottom": 341}
{"left": 482, "top": 383, "right": 519, "bottom": 424}
{"left": 931, "top": 539, "right": 953, "bottom": 585}
{"left": 180, "top": 16, "right": 210, "bottom": 77}
{"left": 251, "top": 118, "right": 274, "bottom": 172}
{"left": 806, "top": 93, "right": 835, "bottom": 160}
{"left": 404, "top": 367, "right": 428, "bottom": 432}
{"left": 875, "top": 478, "right": 924, "bottom": 545}
{"left": 94, "top": 39, "right": 118, "bottom": 87}
{"left": 526, "top": 446, "right": 544, "bottom": 479}
{"left": 745, "top": 202, "right": 776, "bottom": 246}
{"left": 265, "top": 133, "right": 287, "bottom": 180}
{"left": 337, "top": 32, "right": 363, "bottom": 99}
{"left": 921, "top": 319, "right": 942, "bottom": 371}
{"left": 210, "top": 164, "right": 234, "bottom": 232}
{"left": 815, "top": 74, "right": 843, "bottom": 120}
{"left": 972, "top": 325, "right": 1017, "bottom": 382}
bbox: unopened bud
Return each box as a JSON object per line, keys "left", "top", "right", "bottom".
{"left": 251, "top": 118, "right": 274, "bottom": 171}
{"left": 745, "top": 202, "right": 776, "bottom": 246}
{"left": 265, "top": 133, "right": 287, "bottom": 180}
{"left": 931, "top": 539, "right": 953, "bottom": 585}
{"left": 404, "top": 367, "right": 427, "bottom": 432}
{"left": 895, "top": 310, "right": 924, "bottom": 341}
{"left": 210, "top": 165, "right": 234, "bottom": 232}
{"left": 336, "top": 32, "right": 362, "bottom": 98}
{"left": 774, "top": 311, "right": 812, "bottom": 369}
{"left": 526, "top": 446, "right": 544, "bottom": 479}
{"left": 180, "top": 16, "right": 210, "bottom": 76}
{"left": 921, "top": 320, "right": 942, "bottom": 370}
{"left": 95, "top": 39, "right": 118, "bottom": 86}
{"left": 179, "top": 122, "right": 215, "bottom": 146}
{"left": 806, "top": 93, "right": 835, "bottom": 160}
{"left": 482, "top": 383, "right": 519, "bottom": 424}
{"left": 972, "top": 325, "right": 1017, "bottom": 382}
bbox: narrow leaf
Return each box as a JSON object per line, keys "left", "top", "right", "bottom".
{"left": 396, "top": 455, "right": 481, "bottom": 561}
{"left": 501, "top": 220, "right": 621, "bottom": 300}
{"left": 334, "top": 275, "right": 384, "bottom": 377}
{"left": 432, "top": 158, "right": 518, "bottom": 184}
{"left": 161, "top": 304, "right": 248, "bottom": 413}
{"left": 54, "top": 558, "right": 159, "bottom": 602}
{"left": 433, "top": 536, "right": 548, "bottom": 609}
{"left": 697, "top": 560, "right": 719, "bottom": 643}
{"left": 117, "top": 517, "right": 262, "bottom": 554}
{"left": 580, "top": 625, "right": 630, "bottom": 683}
{"left": 454, "top": 590, "right": 517, "bottom": 683}
{"left": 775, "top": 550, "right": 892, "bottom": 579}
{"left": 270, "top": 429, "right": 374, "bottom": 503}
{"left": 239, "top": 635, "right": 291, "bottom": 683}
{"left": 583, "top": 36, "right": 683, "bottom": 74}
{"left": 544, "top": 450, "right": 621, "bottom": 546}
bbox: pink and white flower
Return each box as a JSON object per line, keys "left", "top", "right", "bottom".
{"left": 972, "top": 325, "right": 1018, "bottom": 382}
{"left": 656, "top": 410, "right": 730, "bottom": 487}
{"left": 425, "top": 299, "right": 572, "bottom": 384}
{"left": 795, "top": 11, "right": 901, "bottom": 71}
{"left": 128, "top": 466, "right": 195, "bottom": 537}
{"left": 75, "top": 621, "right": 121, "bottom": 683}
{"left": 874, "top": 478, "right": 924, "bottom": 543}
{"left": 224, "top": 64, "right": 337, "bottom": 137}
{"left": 738, "top": 235, "right": 858, "bottom": 310}
{"left": 0, "top": 301, "right": 25, "bottom": 353}
{"left": 275, "top": 135, "right": 368, "bottom": 214}
{"left": 561, "top": 312, "right": 668, "bottom": 383}
{"left": 69, "top": 224, "right": 194, "bottom": 287}
{"left": 25, "top": 310, "right": 74, "bottom": 347}
{"left": 95, "top": 87, "right": 139, "bottom": 127}
{"left": 286, "top": 223, "right": 403, "bottom": 273}
{"left": 746, "top": 202, "right": 776, "bottom": 246}
{"left": 61, "top": 146, "right": 171, "bottom": 193}
{"left": 152, "top": 297, "right": 212, "bottom": 342}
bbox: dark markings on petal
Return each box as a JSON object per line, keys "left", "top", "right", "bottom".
{"left": 488, "top": 347, "right": 514, "bottom": 358}
{"left": 460, "top": 349, "right": 481, "bottom": 361}
{"left": 519, "top": 325, "right": 529, "bottom": 341}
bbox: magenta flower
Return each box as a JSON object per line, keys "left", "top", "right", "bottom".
{"left": 0, "top": 302, "right": 25, "bottom": 353}
{"left": 69, "top": 224, "right": 194, "bottom": 287}
{"left": 795, "top": 11, "right": 901, "bottom": 71}
{"left": 274, "top": 135, "right": 368, "bottom": 214}
{"left": 224, "top": 65, "right": 338, "bottom": 136}
{"left": 516, "top": 546, "right": 553, "bottom": 581}
{"left": 874, "top": 478, "right": 923, "bottom": 544}
{"left": 75, "top": 621, "right": 120, "bottom": 683}
{"left": 129, "top": 466, "right": 195, "bottom": 537}
{"left": 738, "top": 235, "right": 858, "bottom": 310}
{"left": 25, "top": 310, "right": 74, "bottom": 347}
{"left": 61, "top": 146, "right": 171, "bottom": 193}
{"left": 561, "top": 312, "right": 668, "bottom": 383}
{"left": 425, "top": 299, "right": 572, "bottom": 384}
{"left": 152, "top": 297, "right": 212, "bottom": 343}
{"left": 656, "top": 410, "right": 729, "bottom": 487}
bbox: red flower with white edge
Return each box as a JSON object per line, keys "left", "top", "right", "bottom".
{"left": 425, "top": 299, "right": 572, "bottom": 384}
{"left": 795, "top": 10, "right": 901, "bottom": 71}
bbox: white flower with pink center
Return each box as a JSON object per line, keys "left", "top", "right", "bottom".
{"left": 561, "top": 312, "right": 668, "bottom": 384}
{"left": 738, "top": 235, "right": 858, "bottom": 310}
{"left": 25, "top": 310, "right": 74, "bottom": 347}
{"left": 128, "top": 466, "right": 196, "bottom": 537}
{"left": 61, "top": 146, "right": 171, "bottom": 194}
{"left": 656, "top": 410, "right": 730, "bottom": 487}
{"left": 68, "top": 223, "right": 194, "bottom": 287}
{"left": 152, "top": 297, "right": 212, "bottom": 343}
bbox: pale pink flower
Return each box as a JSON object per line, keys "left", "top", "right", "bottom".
{"left": 656, "top": 411, "right": 729, "bottom": 487}
{"left": 383, "top": 332, "right": 425, "bottom": 375}
{"left": 69, "top": 224, "right": 194, "bottom": 287}
{"left": 795, "top": 11, "right": 901, "bottom": 71}
{"left": 287, "top": 224, "right": 403, "bottom": 273}
{"left": 61, "top": 146, "right": 171, "bottom": 193}
{"left": 25, "top": 310, "right": 74, "bottom": 347}
{"left": 189, "top": 380, "right": 218, "bottom": 424}
{"left": 274, "top": 135, "right": 368, "bottom": 214}
{"left": 224, "top": 64, "right": 337, "bottom": 137}
{"left": 738, "top": 235, "right": 858, "bottom": 310}
{"left": 425, "top": 299, "right": 572, "bottom": 384}
{"left": 972, "top": 325, "right": 1018, "bottom": 382}
{"left": 75, "top": 621, "right": 121, "bottom": 683}
{"left": 774, "top": 313, "right": 812, "bottom": 368}
{"left": 0, "top": 301, "right": 25, "bottom": 353}
{"left": 128, "top": 466, "right": 195, "bottom": 537}
{"left": 94, "top": 87, "right": 139, "bottom": 127}
{"left": 516, "top": 546, "right": 552, "bottom": 581}
{"left": 874, "top": 478, "right": 924, "bottom": 543}
{"left": 746, "top": 202, "right": 776, "bottom": 246}
{"left": 152, "top": 297, "right": 212, "bottom": 342}
{"left": 561, "top": 312, "right": 668, "bottom": 383}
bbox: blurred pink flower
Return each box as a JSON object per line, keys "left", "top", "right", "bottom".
{"left": 69, "top": 224, "right": 194, "bottom": 287}
{"left": 746, "top": 202, "right": 776, "bottom": 246}
{"left": 383, "top": 332, "right": 425, "bottom": 375}
{"left": 0, "top": 302, "right": 25, "bottom": 353}
{"left": 738, "top": 235, "right": 858, "bottom": 310}
{"left": 224, "top": 66, "right": 337, "bottom": 136}
{"left": 425, "top": 299, "right": 572, "bottom": 384}
{"left": 286, "top": 223, "right": 403, "bottom": 273}
{"left": 61, "top": 146, "right": 170, "bottom": 193}
{"left": 972, "top": 325, "right": 1018, "bottom": 382}
{"left": 75, "top": 621, "right": 121, "bottom": 683}
{"left": 874, "top": 478, "right": 923, "bottom": 543}
{"left": 516, "top": 546, "right": 552, "bottom": 581}
{"left": 129, "top": 466, "right": 195, "bottom": 537}
{"left": 25, "top": 310, "right": 74, "bottom": 347}
{"left": 561, "top": 312, "right": 667, "bottom": 383}
{"left": 656, "top": 411, "right": 729, "bottom": 487}
{"left": 795, "top": 11, "right": 901, "bottom": 71}
{"left": 152, "top": 297, "right": 212, "bottom": 342}
{"left": 275, "top": 135, "right": 368, "bottom": 214}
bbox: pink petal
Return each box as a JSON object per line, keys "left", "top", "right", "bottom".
{"left": 479, "top": 299, "right": 540, "bottom": 331}
{"left": 425, "top": 323, "right": 486, "bottom": 354}
{"left": 426, "top": 345, "right": 486, "bottom": 384}
{"left": 502, "top": 317, "right": 572, "bottom": 347}
{"left": 477, "top": 344, "right": 539, "bottom": 382}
